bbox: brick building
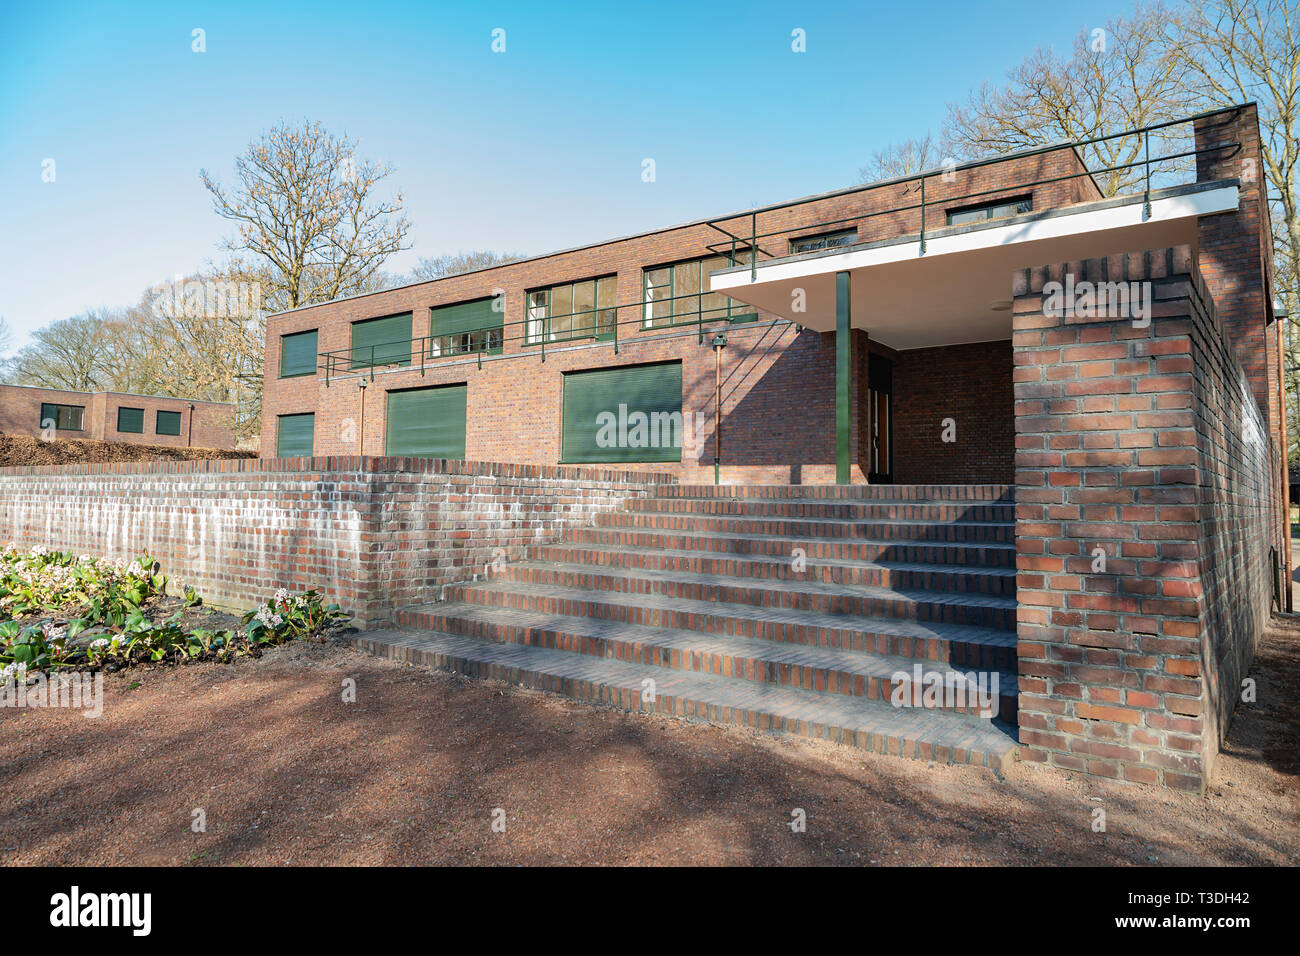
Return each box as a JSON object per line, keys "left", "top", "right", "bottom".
{"left": 1, "top": 102, "right": 1267, "bottom": 789}
{"left": 0, "top": 384, "right": 238, "bottom": 450}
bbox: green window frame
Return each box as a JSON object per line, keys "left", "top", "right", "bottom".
{"left": 429, "top": 298, "right": 503, "bottom": 358}
{"left": 525, "top": 276, "right": 617, "bottom": 345}
{"left": 350, "top": 313, "right": 413, "bottom": 369}
{"left": 789, "top": 229, "right": 857, "bottom": 254}
{"left": 156, "top": 409, "right": 182, "bottom": 436}
{"left": 642, "top": 253, "right": 756, "bottom": 329}
{"left": 560, "top": 361, "right": 683, "bottom": 464}
{"left": 946, "top": 195, "right": 1032, "bottom": 226}
{"left": 280, "top": 329, "right": 318, "bottom": 378}
{"left": 276, "top": 412, "right": 315, "bottom": 457}
{"left": 39, "top": 403, "right": 84, "bottom": 431}
{"left": 116, "top": 407, "right": 144, "bottom": 433}
{"left": 384, "top": 384, "right": 467, "bottom": 459}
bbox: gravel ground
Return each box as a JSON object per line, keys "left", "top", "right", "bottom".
{"left": 0, "top": 617, "right": 1296, "bottom": 866}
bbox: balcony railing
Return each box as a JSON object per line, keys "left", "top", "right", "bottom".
{"left": 313, "top": 105, "right": 1247, "bottom": 387}
{"left": 704, "top": 105, "right": 1244, "bottom": 280}
{"left": 317, "top": 287, "right": 773, "bottom": 385}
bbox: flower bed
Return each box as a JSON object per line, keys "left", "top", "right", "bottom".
{"left": 0, "top": 546, "right": 349, "bottom": 678}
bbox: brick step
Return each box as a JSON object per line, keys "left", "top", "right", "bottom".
{"left": 527, "top": 542, "right": 1017, "bottom": 596}
{"left": 393, "top": 600, "right": 1018, "bottom": 720}
{"left": 427, "top": 581, "right": 1016, "bottom": 668}
{"left": 488, "top": 561, "right": 1016, "bottom": 630}
{"left": 354, "top": 628, "right": 1019, "bottom": 768}
{"left": 655, "top": 484, "right": 1014, "bottom": 503}
{"left": 565, "top": 525, "right": 1017, "bottom": 568}
{"left": 595, "top": 511, "right": 1016, "bottom": 544}
{"left": 626, "top": 497, "right": 1015, "bottom": 523}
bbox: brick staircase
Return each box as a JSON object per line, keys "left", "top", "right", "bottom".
{"left": 355, "top": 483, "right": 1020, "bottom": 769}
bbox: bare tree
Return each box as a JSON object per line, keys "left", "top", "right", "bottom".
{"left": 1, "top": 311, "right": 149, "bottom": 392}
{"left": 945, "top": 3, "right": 1187, "bottom": 196}
{"left": 1172, "top": 0, "right": 1300, "bottom": 460}
{"left": 412, "top": 250, "right": 527, "bottom": 281}
{"left": 858, "top": 133, "right": 948, "bottom": 183}
{"left": 0, "top": 315, "right": 12, "bottom": 356}
{"left": 201, "top": 120, "right": 411, "bottom": 312}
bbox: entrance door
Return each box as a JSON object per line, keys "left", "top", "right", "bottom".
{"left": 867, "top": 353, "right": 893, "bottom": 483}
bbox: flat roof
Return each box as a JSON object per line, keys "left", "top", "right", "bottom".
{"left": 0, "top": 383, "right": 235, "bottom": 407}
{"left": 266, "top": 140, "right": 1097, "bottom": 319}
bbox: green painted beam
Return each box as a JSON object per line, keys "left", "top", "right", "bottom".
{"left": 835, "top": 270, "right": 851, "bottom": 485}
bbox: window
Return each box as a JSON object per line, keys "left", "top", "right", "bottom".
{"left": 385, "top": 384, "right": 467, "bottom": 459}
{"left": 156, "top": 409, "right": 183, "bottom": 436}
{"left": 350, "top": 313, "right": 413, "bottom": 369}
{"left": 276, "top": 413, "right": 315, "bottom": 457}
{"left": 280, "top": 329, "right": 318, "bottom": 378}
{"left": 117, "top": 407, "right": 144, "bottom": 433}
{"left": 789, "top": 229, "right": 857, "bottom": 254}
{"left": 561, "top": 362, "right": 683, "bottom": 464}
{"left": 642, "top": 253, "right": 755, "bottom": 329}
{"left": 39, "top": 403, "right": 84, "bottom": 432}
{"left": 946, "top": 195, "right": 1032, "bottom": 226}
{"left": 429, "top": 299, "right": 502, "bottom": 357}
{"left": 526, "top": 276, "right": 617, "bottom": 345}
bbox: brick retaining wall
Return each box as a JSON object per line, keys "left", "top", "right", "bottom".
{"left": 1012, "top": 244, "right": 1273, "bottom": 790}
{"left": 0, "top": 457, "right": 673, "bottom": 626}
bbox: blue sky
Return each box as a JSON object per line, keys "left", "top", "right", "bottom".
{"left": 0, "top": 0, "right": 1136, "bottom": 349}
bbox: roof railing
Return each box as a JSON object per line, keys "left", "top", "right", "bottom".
{"left": 704, "top": 105, "right": 1244, "bottom": 279}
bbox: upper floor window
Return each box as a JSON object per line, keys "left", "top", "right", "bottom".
{"left": 945, "top": 195, "right": 1032, "bottom": 227}
{"left": 350, "top": 313, "right": 413, "bottom": 369}
{"left": 789, "top": 229, "right": 857, "bottom": 254}
{"left": 39, "top": 402, "right": 84, "bottom": 432}
{"left": 280, "top": 329, "right": 318, "bottom": 378}
{"left": 642, "top": 253, "right": 755, "bottom": 329}
{"left": 429, "top": 298, "right": 503, "bottom": 357}
{"left": 526, "top": 276, "right": 617, "bottom": 345}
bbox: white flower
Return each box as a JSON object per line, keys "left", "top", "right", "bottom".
{"left": 90, "top": 638, "right": 109, "bottom": 649}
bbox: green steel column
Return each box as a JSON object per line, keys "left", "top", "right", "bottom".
{"left": 835, "top": 270, "right": 851, "bottom": 485}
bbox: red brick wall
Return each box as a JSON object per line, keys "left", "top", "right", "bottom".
{"left": 892, "top": 341, "right": 1014, "bottom": 484}
{"left": 261, "top": 147, "right": 1098, "bottom": 482}
{"left": 0, "top": 385, "right": 237, "bottom": 450}
{"left": 0, "top": 457, "right": 672, "bottom": 626}
{"left": 1012, "top": 245, "right": 1273, "bottom": 791}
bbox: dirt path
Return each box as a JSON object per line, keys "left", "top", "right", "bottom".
{"left": 1, "top": 618, "right": 1296, "bottom": 866}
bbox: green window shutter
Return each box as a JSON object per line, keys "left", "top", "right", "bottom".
{"left": 562, "top": 361, "right": 683, "bottom": 464}
{"left": 350, "top": 313, "right": 412, "bottom": 369}
{"left": 280, "top": 329, "right": 318, "bottom": 377}
{"left": 430, "top": 299, "right": 502, "bottom": 356}
{"left": 276, "top": 413, "right": 315, "bottom": 457}
{"left": 117, "top": 407, "right": 144, "bottom": 433}
{"left": 385, "top": 384, "right": 467, "bottom": 458}
{"left": 156, "top": 410, "right": 182, "bottom": 435}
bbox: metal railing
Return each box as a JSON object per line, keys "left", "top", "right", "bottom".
{"left": 318, "top": 286, "right": 777, "bottom": 385}
{"left": 704, "top": 106, "right": 1243, "bottom": 280}
{"left": 314, "top": 106, "right": 1247, "bottom": 386}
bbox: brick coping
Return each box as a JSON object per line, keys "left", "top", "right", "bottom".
{"left": 0, "top": 455, "right": 680, "bottom": 484}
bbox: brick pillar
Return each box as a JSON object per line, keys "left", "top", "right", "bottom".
{"left": 1012, "top": 245, "right": 1273, "bottom": 791}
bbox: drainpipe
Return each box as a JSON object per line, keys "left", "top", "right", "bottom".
{"left": 358, "top": 379, "right": 368, "bottom": 456}
{"left": 187, "top": 403, "right": 194, "bottom": 447}
{"left": 711, "top": 332, "right": 728, "bottom": 484}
